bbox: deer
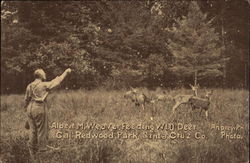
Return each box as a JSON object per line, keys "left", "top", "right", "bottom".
{"left": 171, "top": 84, "right": 199, "bottom": 112}
{"left": 188, "top": 90, "right": 213, "bottom": 119}
{"left": 153, "top": 91, "right": 168, "bottom": 102}
{"left": 171, "top": 94, "right": 194, "bottom": 112}
{"left": 124, "top": 88, "right": 153, "bottom": 110}
{"left": 153, "top": 84, "right": 199, "bottom": 105}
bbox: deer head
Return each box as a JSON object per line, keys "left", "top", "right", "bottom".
{"left": 129, "top": 86, "right": 138, "bottom": 93}
{"left": 205, "top": 89, "right": 213, "bottom": 100}
{"left": 189, "top": 84, "right": 199, "bottom": 96}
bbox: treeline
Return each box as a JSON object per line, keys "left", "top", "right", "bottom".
{"left": 1, "top": 0, "right": 249, "bottom": 94}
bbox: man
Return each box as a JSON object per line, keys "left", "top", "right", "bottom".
{"left": 24, "top": 68, "right": 72, "bottom": 156}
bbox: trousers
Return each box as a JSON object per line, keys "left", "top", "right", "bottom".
{"left": 26, "top": 101, "right": 48, "bottom": 153}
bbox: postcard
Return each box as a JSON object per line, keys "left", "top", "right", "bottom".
{"left": 1, "top": 1, "right": 249, "bottom": 163}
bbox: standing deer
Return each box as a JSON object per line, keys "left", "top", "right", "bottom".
{"left": 124, "top": 88, "right": 153, "bottom": 110}
{"left": 171, "top": 94, "right": 194, "bottom": 112}
{"left": 153, "top": 91, "right": 168, "bottom": 102}
{"left": 188, "top": 90, "right": 213, "bottom": 119}
{"left": 171, "top": 84, "right": 199, "bottom": 112}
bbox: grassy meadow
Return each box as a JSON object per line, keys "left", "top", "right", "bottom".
{"left": 0, "top": 88, "right": 249, "bottom": 163}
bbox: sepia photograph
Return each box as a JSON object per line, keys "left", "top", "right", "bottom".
{"left": 1, "top": 0, "right": 249, "bottom": 163}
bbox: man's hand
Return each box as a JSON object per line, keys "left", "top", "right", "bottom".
{"left": 65, "top": 68, "right": 72, "bottom": 74}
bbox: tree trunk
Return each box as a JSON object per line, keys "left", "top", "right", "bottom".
{"left": 221, "top": 18, "right": 227, "bottom": 87}
{"left": 194, "top": 70, "right": 197, "bottom": 86}
{"left": 1, "top": 1, "right": 4, "bottom": 7}
{"left": 245, "top": 63, "right": 249, "bottom": 88}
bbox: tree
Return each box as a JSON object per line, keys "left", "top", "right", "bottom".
{"left": 167, "top": 1, "right": 227, "bottom": 86}
{"left": 86, "top": 1, "right": 181, "bottom": 88}
{"left": 1, "top": 1, "right": 97, "bottom": 92}
{"left": 199, "top": 0, "right": 249, "bottom": 88}
{"left": 1, "top": 1, "right": 247, "bottom": 93}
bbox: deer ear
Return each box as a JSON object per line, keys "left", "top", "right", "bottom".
{"left": 189, "top": 84, "right": 193, "bottom": 88}
{"left": 130, "top": 86, "right": 136, "bottom": 92}
{"left": 132, "top": 88, "right": 138, "bottom": 93}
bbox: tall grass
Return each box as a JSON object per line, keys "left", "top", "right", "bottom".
{"left": 0, "top": 88, "right": 249, "bottom": 163}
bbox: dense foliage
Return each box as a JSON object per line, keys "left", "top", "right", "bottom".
{"left": 1, "top": 0, "right": 249, "bottom": 93}
{"left": 167, "top": 2, "right": 228, "bottom": 85}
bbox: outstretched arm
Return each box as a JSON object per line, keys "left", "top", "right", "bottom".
{"left": 46, "top": 68, "right": 72, "bottom": 90}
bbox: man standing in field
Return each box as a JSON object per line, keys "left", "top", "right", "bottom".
{"left": 24, "top": 68, "right": 72, "bottom": 157}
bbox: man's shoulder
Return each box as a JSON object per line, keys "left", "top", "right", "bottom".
{"left": 27, "top": 80, "right": 44, "bottom": 88}
{"left": 27, "top": 81, "right": 37, "bottom": 86}
{"left": 26, "top": 83, "right": 32, "bottom": 89}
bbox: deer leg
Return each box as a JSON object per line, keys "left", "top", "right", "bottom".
{"left": 205, "top": 110, "right": 208, "bottom": 119}
{"left": 191, "top": 104, "right": 195, "bottom": 110}
{"left": 199, "top": 108, "right": 203, "bottom": 116}
{"left": 151, "top": 106, "right": 155, "bottom": 121}
{"left": 142, "top": 103, "right": 145, "bottom": 110}
{"left": 153, "top": 105, "right": 156, "bottom": 114}
{"left": 172, "top": 103, "right": 182, "bottom": 113}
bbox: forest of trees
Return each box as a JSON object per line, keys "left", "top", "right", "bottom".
{"left": 1, "top": 0, "right": 249, "bottom": 93}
